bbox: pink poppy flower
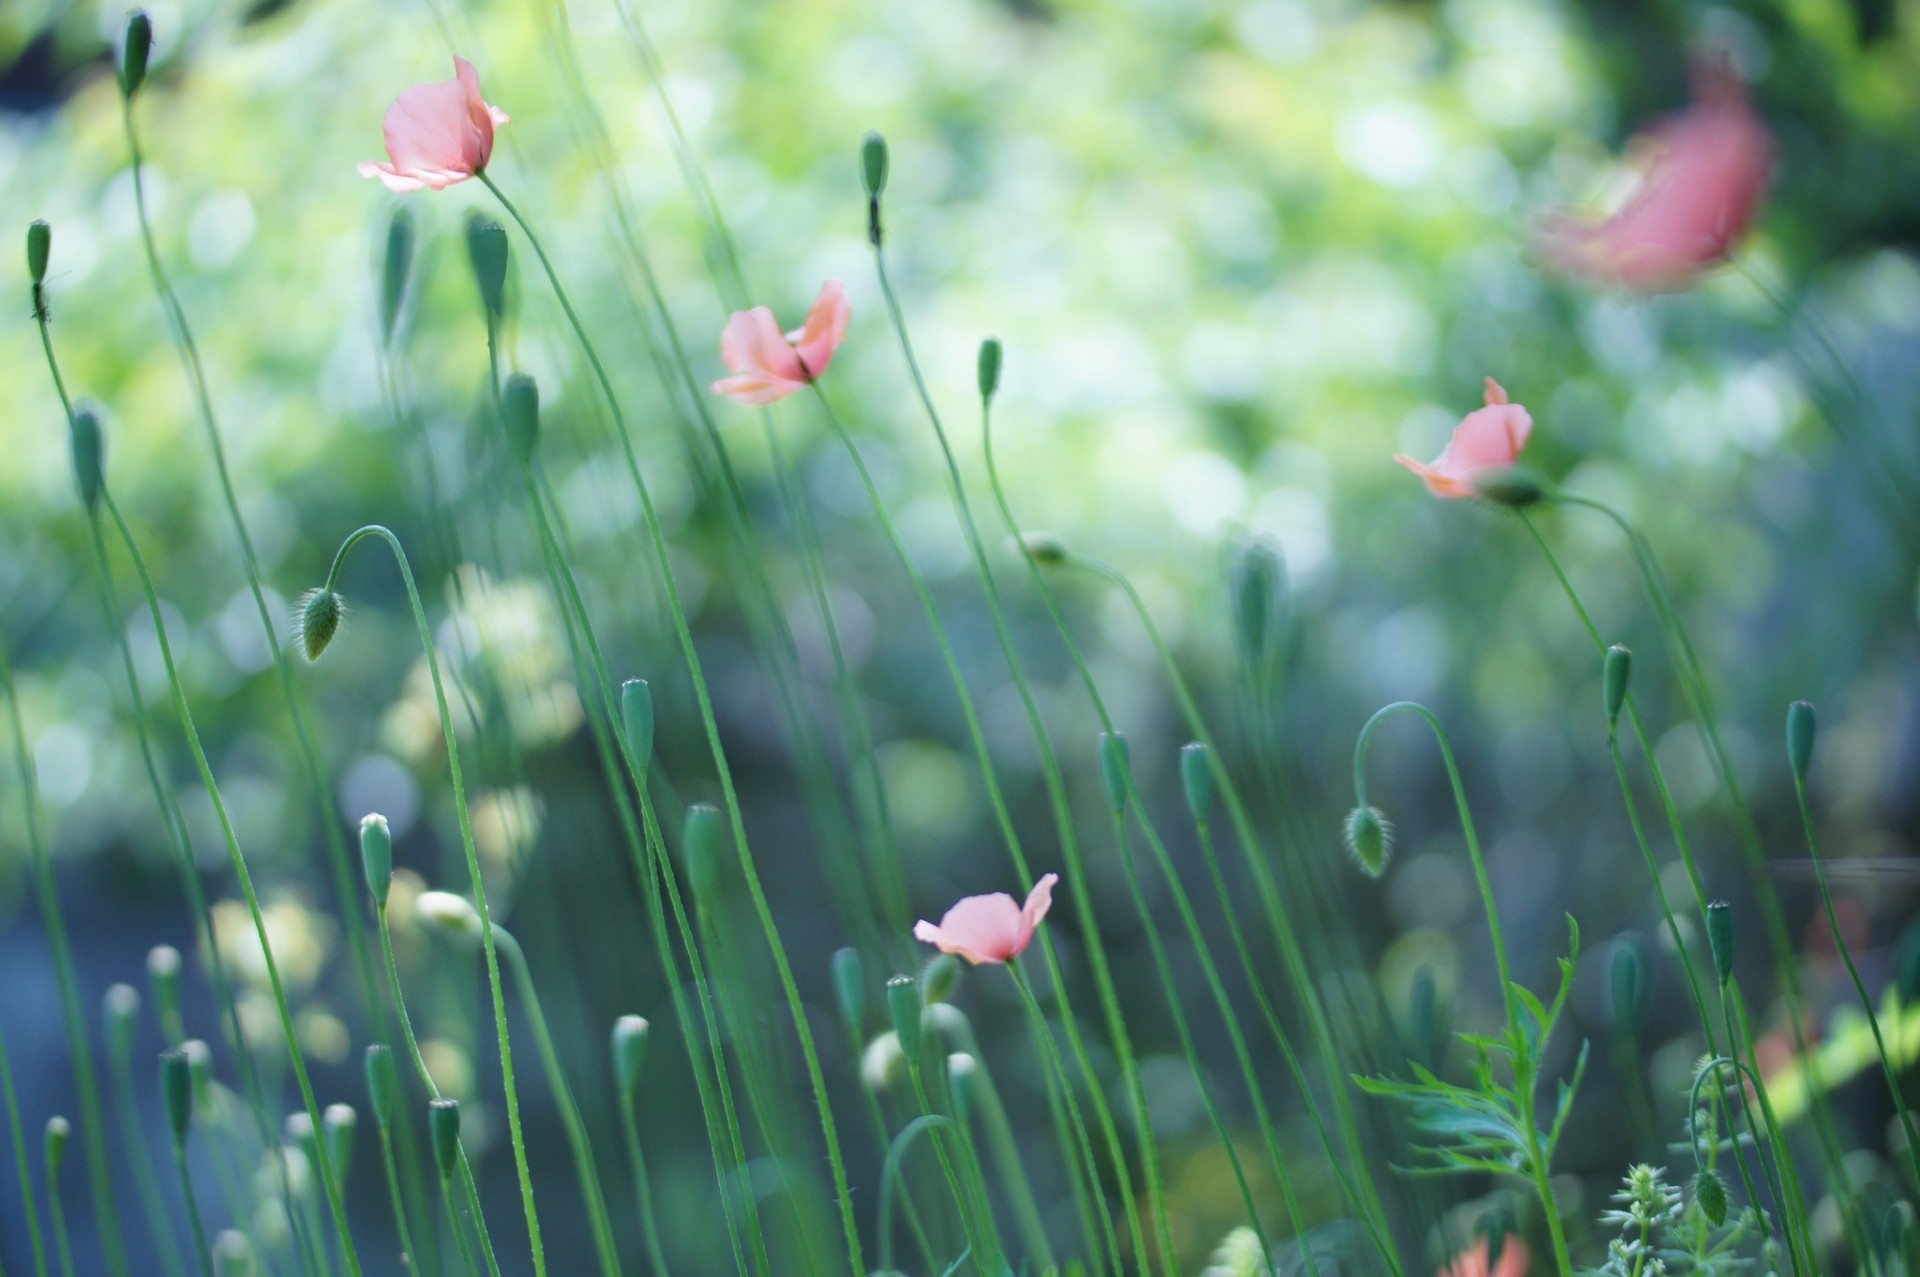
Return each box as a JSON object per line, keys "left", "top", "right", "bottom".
{"left": 358, "top": 57, "right": 509, "bottom": 193}
{"left": 1437, "top": 1238, "right": 1529, "bottom": 1277}
{"left": 1538, "top": 55, "right": 1772, "bottom": 292}
{"left": 913, "top": 874, "right": 1059, "bottom": 966}
{"left": 710, "top": 280, "right": 850, "bottom": 405}
{"left": 1395, "top": 378, "right": 1533, "bottom": 499}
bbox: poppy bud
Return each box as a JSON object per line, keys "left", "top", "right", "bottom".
{"left": 1473, "top": 466, "right": 1546, "bottom": 508}
{"left": 1016, "top": 532, "right": 1067, "bottom": 565}
{"left": 1343, "top": 805, "right": 1393, "bottom": 878}
{"left": 1097, "top": 732, "right": 1130, "bottom": 814}
{"left": 621, "top": 679, "right": 654, "bottom": 778}
{"left": 69, "top": 402, "right": 105, "bottom": 516}
{"left": 1707, "top": 900, "right": 1735, "bottom": 987}
{"left": 27, "top": 219, "right": 50, "bottom": 286}
{"left": 364, "top": 1044, "right": 397, "bottom": 1128}
{"left": 1228, "top": 538, "right": 1286, "bottom": 677}
{"left": 1179, "top": 742, "right": 1214, "bottom": 826}
{"left": 465, "top": 214, "right": 510, "bottom": 325}
{"left": 886, "top": 975, "right": 922, "bottom": 1064}
{"left": 212, "top": 1231, "right": 254, "bottom": 1277}
{"left": 1609, "top": 940, "right": 1646, "bottom": 1034}
{"left": 977, "top": 338, "right": 1002, "bottom": 403}
{"left": 121, "top": 11, "right": 153, "bottom": 97}
{"left": 323, "top": 1104, "right": 356, "bottom": 1181}
{"left": 501, "top": 372, "right": 539, "bottom": 463}
{"left": 104, "top": 983, "right": 141, "bottom": 1052}
{"left": 296, "top": 589, "right": 344, "bottom": 662}
{"left": 360, "top": 813, "right": 393, "bottom": 905}
{"left": 44, "top": 1116, "right": 69, "bottom": 1174}
{"left": 682, "top": 804, "right": 723, "bottom": 902}
{"left": 921, "top": 954, "right": 960, "bottom": 1006}
{"left": 414, "top": 891, "right": 483, "bottom": 947}
{"left": 1604, "top": 645, "right": 1631, "bottom": 727}
{"left": 379, "top": 207, "right": 414, "bottom": 348}
{"left": 612, "top": 1015, "right": 649, "bottom": 1098}
{"left": 948, "top": 1052, "right": 977, "bottom": 1121}
{"left": 428, "top": 1098, "right": 461, "bottom": 1179}
{"left": 1407, "top": 963, "right": 1448, "bottom": 1069}
{"left": 161, "top": 1048, "right": 193, "bottom": 1143}
{"left": 830, "top": 947, "right": 866, "bottom": 1031}
{"left": 181, "top": 1039, "right": 213, "bottom": 1110}
{"left": 1692, "top": 1167, "right": 1729, "bottom": 1226}
{"left": 1786, "top": 700, "right": 1815, "bottom": 783}
{"left": 860, "top": 132, "right": 889, "bottom": 245}
{"left": 147, "top": 943, "right": 180, "bottom": 1032}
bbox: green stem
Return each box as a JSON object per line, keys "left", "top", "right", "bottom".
{"left": 172, "top": 1141, "right": 214, "bottom": 1277}
{"left": 104, "top": 1025, "right": 187, "bottom": 1277}
{"left": 901, "top": 1057, "right": 1001, "bottom": 1273}
{"left": 0, "top": 1026, "right": 48, "bottom": 1277}
{"left": 442, "top": 1173, "right": 485, "bottom": 1277}
{"left": 372, "top": 1119, "right": 420, "bottom": 1274}
{"left": 47, "top": 1145, "right": 74, "bottom": 1277}
{"left": 1723, "top": 991, "right": 1807, "bottom": 1271}
{"left": 616, "top": 1094, "right": 673, "bottom": 1276}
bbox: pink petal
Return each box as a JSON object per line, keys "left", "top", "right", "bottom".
{"left": 454, "top": 57, "right": 498, "bottom": 172}
{"left": 792, "top": 279, "right": 850, "bottom": 381}
{"left": 711, "top": 370, "right": 803, "bottom": 405}
{"left": 1445, "top": 403, "right": 1532, "bottom": 473}
{"left": 358, "top": 162, "right": 431, "bottom": 194}
{"left": 720, "top": 307, "right": 807, "bottom": 383}
{"left": 381, "top": 77, "right": 478, "bottom": 179}
{"left": 1018, "top": 873, "right": 1058, "bottom": 942}
{"left": 1394, "top": 453, "right": 1475, "bottom": 500}
{"left": 917, "top": 892, "right": 1026, "bottom": 965}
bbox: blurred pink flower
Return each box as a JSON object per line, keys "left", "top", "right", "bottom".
{"left": 710, "top": 280, "right": 851, "bottom": 404}
{"left": 1538, "top": 56, "right": 1772, "bottom": 292}
{"left": 913, "top": 873, "right": 1059, "bottom": 965}
{"left": 1437, "top": 1238, "right": 1529, "bottom": 1277}
{"left": 359, "top": 57, "right": 509, "bottom": 193}
{"left": 1394, "top": 378, "right": 1533, "bottom": 499}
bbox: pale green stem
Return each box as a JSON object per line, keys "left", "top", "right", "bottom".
{"left": 0, "top": 1025, "right": 48, "bottom": 1277}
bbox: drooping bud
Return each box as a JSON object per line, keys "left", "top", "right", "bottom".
{"left": 323, "top": 1104, "right": 356, "bottom": 1181}
{"left": 69, "top": 402, "right": 105, "bottom": 515}
{"left": 611, "top": 1015, "right": 649, "bottom": 1098}
{"left": 428, "top": 1098, "right": 461, "bottom": 1179}
{"left": 1707, "top": 900, "right": 1735, "bottom": 987}
{"left": 921, "top": 954, "right": 960, "bottom": 1006}
{"left": 501, "top": 372, "right": 539, "bottom": 463}
{"left": 104, "top": 983, "right": 141, "bottom": 1053}
{"left": 364, "top": 1045, "right": 397, "bottom": 1128}
{"left": 1097, "top": 732, "right": 1131, "bottom": 814}
{"left": 948, "top": 1052, "right": 977, "bottom": 1122}
{"left": 1015, "top": 532, "right": 1067, "bottom": 565}
{"left": 1692, "top": 1167, "right": 1729, "bottom": 1227}
{"left": 161, "top": 1048, "right": 194, "bottom": 1143}
{"left": 860, "top": 132, "right": 889, "bottom": 246}
{"left": 1228, "top": 538, "right": 1286, "bottom": 677}
{"left": 465, "top": 213, "right": 510, "bottom": 326}
{"left": 296, "top": 588, "right": 344, "bottom": 662}
{"left": 1604, "top": 645, "right": 1631, "bottom": 727}
{"left": 682, "top": 804, "right": 724, "bottom": 902}
{"left": 977, "top": 338, "right": 1003, "bottom": 403}
{"left": 620, "top": 679, "right": 654, "bottom": 778}
{"left": 27, "top": 220, "right": 50, "bottom": 286}
{"left": 1179, "top": 742, "right": 1214, "bottom": 826}
{"left": 1786, "top": 700, "right": 1816, "bottom": 784}
{"left": 1343, "top": 805, "right": 1393, "bottom": 878}
{"left": 212, "top": 1231, "right": 255, "bottom": 1277}
{"left": 830, "top": 947, "right": 866, "bottom": 1031}
{"left": 1473, "top": 466, "right": 1546, "bottom": 508}
{"left": 886, "top": 974, "right": 922, "bottom": 1064}
{"left": 414, "top": 891, "right": 484, "bottom": 947}
{"left": 120, "top": 11, "right": 153, "bottom": 97}
{"left": 379, "top": 206, "right": 415, "bottom": 348}
{"left": 860, "top": 1032, "right": 906, "bottom": 1092}
{"left": 44, "top": 1116, "right": 70, "bottom": 1174}
{"left": 1609, "top": 939, "right": 1646, "bottom": 1035}
{"left": 359, "top": 814, "right": 393, "bottom": 906}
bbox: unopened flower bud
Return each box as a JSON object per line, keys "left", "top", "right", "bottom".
{"left": 121, "top": 11, "right": 153, "bottom": 97}
{"left": 161, "top": 1048, "right": 193, "bottom": 1143}
{"left": 44, "top": 1116, "right": 70, "bottom": 1174}
{"left": 360, "top": 814, "right": 393, "bottom": 906}
{"left": 886, "top": 975, "right": 922, "bottom": 1064}
{"left": 921, "top": 954, "right": 960, "bottom": 1006}
{"left": 1179, "top": 742, "right": 1213, "bottom": 826}
{"left": 1692, "top": 1167, "right": 1729, "bottom": 1226}
{"left": 1707, "top": 900, "right": 1735, "bottom": 987}
{"left": 323, "top": 1104, "right": 356, "bottom": 1180}
{"left": 1097, "top": 731, "right": 1130, "bottom": 814}
{"left": 428, "top": 1098, "right": 461, "bottom": 1179}
{"left": 621, "top": 679, "right": 654, "bottom": 777}
{"left": 1609, "top": 940, "right": 1646, "bottom": 1035}
{"left": 364, "top": 1044, "right": 397, "bottom": 1128}
{"left": 1407, "top": 963, "right": 1448, "bottom": 1068}
{"left": 379, "top": 207, "right": 414, "bottom": 348}
{"left": 612, "top": 1015, "right": 649, "bottom": 1098}
{"left": 212, "top": 1231, "right": 255, "bottom": 1277}
{"left": 860, "top": 132, "right": 889, "bottom": 245}
{"left": 181, "top": 1039, "right": 213, "bottom": 1111}
{"left": 501, "top": 372, "right": 540, "bottom": 463}
{"left": 830, "top": 947, "right": 866, "bottom": 1031}
{"left": 104, "top": 983, "right": 140, "bottom": 1051}
{"left": 27, "top": 219, "right": 50, "bottom": 286}
{"left": 1343, "top": 805, "right": 1393, "bottom": 878}
{"left": 296, "top": 589, "right": 344, "bottom": 662}
{"left": 465, "top": 214, "right": 510, "bottom": 325}
{"left": 1786, "top": 700, "right": 1815, "bottom": 783}
{"left": 860, "top": 1031, "right": 906, "bottom": 1091}
{"left": 1228, "top": 538, "right": 1286, "bottom": 676}
{"left": 69, "top": 402, "right": 105, "bottom": 515}
{"left": 977, "top": 338, "right": 1002, "bottom": 403}
{"left": 948, "top": 1052, "right": 977, "bottom": 1120}
{"left": 283, "top": 1111, "right": 316, "bottom": 1156}
{"left": 1473, "top": 466, "right": 1546, "bottom": 507}
{"left": 682, "top": 804, "right": 723, "bottom": 902}
{"left": 1604, "top": 645, "right": 1631, "bottom": 727}
{"left": 414, "top": 891, "right": 484, "bottom": 946}
{"left": 1016, "top": 531, "right": 1067, "bottom": 565}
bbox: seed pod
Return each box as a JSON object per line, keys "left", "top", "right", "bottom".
{"left": 69, "top": 403, "right": 105, "bottom": 515}
{"left": 161, "top": 1048, "right": 193, "bottom": 1143}
{"left": 296, "top": 589, "right": 344, "bottom": 662}
{"left": 886, "top": 975, "right": 922, "bottom": 1065}
{"left": 27, "top": 220, "right": 50, "bottom": 286}
{"left": 360, "top": 814, "right": 393, "bottom": 906}
{"left": 682, "top": 804, "right": 724, "bottom": 902}
{"left": 1786, "top": 700, "right": 1816, "bottom": 783}
{"left": 921, "top": 954, "right": 959, "bottom": 1006}
{"left": 621, "top": 679, "right": 654, "bottom": 777}
{"left": 1609, "top": 940, "right": 1646, "bottom": 1035}
{"left": 465, "top": 213, "right": 509, "bottom": 325}
{"left": 830, "top": 947, "right": 866, "bottom": 1031}
{"left": 1343, "top": 806, "right": 1393, "bottom": 878}
{"left": 1707, "top": 900, "right": 1735, "bottom": 987}
{"left": 323, "top": 1104, "right": 356, "bottom": 1181}
{"left": 1097, "top": 732, "right": 1130, "bottom": 814}
{"left": 428, "top": 1098, "right": 461, "bottom": 1179}
{"left": 1179, "top": 742, "right": 1214, "bottom": 826}
{"left": 977, "top": 338, "right": 1002, "bottom": 403}
{"left": 44, "top": 1116, "right": 70, "bottom": 1174}
{"left": 1603, "top": 645, "right": 1631, "bottom": 727}
{"left": 364, "top": 1045, "right": 397, "bottom": 1128}
{"left": 1692, "top": 1167, "right": 1729, "bottom": 1227}
{"left": 501, "top": 373, "right": 539, "bottom": 464}
{"left": 121, "top": 10, "right": 153, "bottom": 97}
{"left": 379, "top": 207, "right": 414, "bottom": 348}
{"left": 612, "top": 1015, "right": 649, "bottom": 1098}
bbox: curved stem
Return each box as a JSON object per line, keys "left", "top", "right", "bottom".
{"left": 876, "top": 1115, "right": 968, "bottom": 1273}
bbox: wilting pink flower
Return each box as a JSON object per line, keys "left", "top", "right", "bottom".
{"left": 1538, "top": 55, "right": 1772, "bottom": 292}
{"left": 359, "top": 57, "right": 509, "bottom": 193}
{"left": 710, "top": 280, "right": 850, "bottom": 405}
{"left": 913, "top": 873, "right": 1059, "bottom": 965}
{"left": 1437, "top": 1238, "right": 1529, "bottom": 1277}
{"left": 1394, "top": 378, "right": 1532, "bottom": 499}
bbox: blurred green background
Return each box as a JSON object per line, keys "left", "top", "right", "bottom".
{"left": 4, "top": 0, "right": 1920, "bottom": 1270}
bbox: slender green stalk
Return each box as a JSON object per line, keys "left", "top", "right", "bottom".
{"left": 899, "top": 1035, "right": 1002, "bottom": 1272}
{"left": 0, "top": 1026, "right": 48, "bottom": 1277}
{"left": 1353, "top": 703, "right": 1573, "bottom": 1276}
{"left": 615, "top": 1090, "right": 672, "bottom": 1276}
{"left": 46, "top": 1135, "right": 74, "bottom": 1277}
{"left": 171, "top": 1142, "right": 214, "bottom": 1277}
{"left": 1687, "top": 1058, "right": 1771, "bottom": 1239}
{"left": 372, "top": 1116, "right": 419, "bottom": 1274}
{"left": 0, "top": 646, "right": 126, "bottom": 1276}
{"left": 953, "top": 1048, "right": 1055, "bottom": 1271}
{"left": 876, "top": 1115, "right": 971, "bottom": 1273}
{"left": 1723, "top": 990, "right": 1808, "bottom": 1272}
{"left": 98, "top": 490, "right": 361, "bottom": 1273}
{"left": 104, "top": 1012, "right": 188, "bottom": 1277}
{"left": 441, "top": 1173, "right": 485, "bottom": 1277}
{"left": 477, "top": 171, "right": 862, "bottom": 1276}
